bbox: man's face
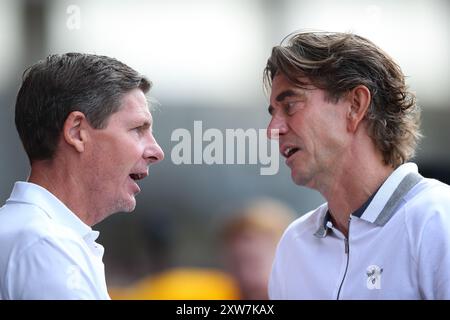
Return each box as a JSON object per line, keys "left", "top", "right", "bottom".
{"left": 84, "top": 88, "right": 164, "bottom": 221}
{"left": 267, "top": 73, "right": 350, "bottom": 189}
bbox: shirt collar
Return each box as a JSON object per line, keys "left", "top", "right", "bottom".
{"left": 360, "top": 162, "right": 422, "bottom": 225}
{"left": 314, "top": 162, "right": 423, "bottom": 237}
{"left": 7, "top": 181, "right": 95, "bottom": 240}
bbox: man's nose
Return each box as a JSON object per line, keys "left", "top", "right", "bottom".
{"left": 267, "top": 115, "right": 287, "bottom": 140}
{"left": 144, "top": 135, "right": 164, "bottom": 164}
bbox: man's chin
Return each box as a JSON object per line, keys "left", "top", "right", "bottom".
{"left": 291, "top": 170, "right": 302, "bottom": 185}
{"left": 291, "top": 169, "right": 310, "bottom": 187}
{"left": 124, "top": 199, "right": 137, "bottom": 212}
{"left": 114, "top": 196, "right": 137, "bottom": 213}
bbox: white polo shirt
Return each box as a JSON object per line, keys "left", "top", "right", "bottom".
{"left": 269, "top": 163, "right": 450, "bottom": 299}
{"left": 0, "top": 182, "right": 110, "bottom": 300}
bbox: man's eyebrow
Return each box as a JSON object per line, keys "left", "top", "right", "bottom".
{"left": 132, "top": 116, "right": 152, "bottom": 127}
{"left": 276, "top": 90, "right": 296, "bottom": 102}
{"left": 268, "top": 89, "right": 303, "bottom": 115}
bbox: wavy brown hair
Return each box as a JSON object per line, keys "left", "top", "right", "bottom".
{"left": 264, "top": 31, "right": 422, "bottom": 168}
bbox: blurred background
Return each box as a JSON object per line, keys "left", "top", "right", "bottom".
{"left": 1, "top": 0, "right": 449, "bottom": 298}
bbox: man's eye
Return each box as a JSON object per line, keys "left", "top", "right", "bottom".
{"left": 284, "top": 101, "right": 303, "bottom": 115}
{"left": 133, "top": 124, "right": 151, "bottom": 135}
{"left": 285, "top": 101, "right": 301, "bottom": 114}
{"left": 133, "top": 126, "right": 145, "bottom": 134}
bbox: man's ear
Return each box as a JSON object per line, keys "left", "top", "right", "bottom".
{"left": 63, "top": 111, "right": 89, "bottom": 153}
{"left": 347, "top": 85, "right": 371, "bottom": 132}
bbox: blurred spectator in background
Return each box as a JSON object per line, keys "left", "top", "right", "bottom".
{"left": 220, "top": 198, "right": 295, "bottom": 300}
{"left": 109, "top": 198, "right": 295, "bottom": 300}
{"left": 0, "top": 53, "right": 164, "bottom": 299}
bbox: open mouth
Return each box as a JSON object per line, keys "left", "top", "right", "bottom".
{"left": 129, "top": 173, "right": 147, "bottom": 181}
{"left": 283, "top": 147, "right": 300, "bottom": 158}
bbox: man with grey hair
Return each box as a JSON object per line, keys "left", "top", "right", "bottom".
{"left": 265, "top": 31, "right": 450, "bottom": 299}
{"left": 0, "top": 53, "right": 164, "bottom": 299}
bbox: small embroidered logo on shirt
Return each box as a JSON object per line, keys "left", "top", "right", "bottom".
{"left": 366, "top": 265, "right": 383, "bottom": 290}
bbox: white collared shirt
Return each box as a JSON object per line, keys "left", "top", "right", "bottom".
{"left": 269, "top": 163, "right": 450, "bottom": 299}
{"left": 0, "top": 182, "right": 110, "bottom": 300}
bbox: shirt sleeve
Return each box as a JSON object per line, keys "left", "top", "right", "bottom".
{"left": 268, "top": 257, "right": 283, "bottom": 299}
{"left": 268, "top": 236, "right": 287, "bottom": 300}
{"left": 7, "top": 236, "right": 109, "bottom": 300}
{"left": 417, "top": 205, "right": 450, "bottom": 299}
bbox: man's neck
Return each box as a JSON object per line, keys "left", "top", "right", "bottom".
{"left": 321, "top": 159, "right": 394, "bottom": 238}
{"left": 28, "top": 160, "right": 93, "bottom": 226}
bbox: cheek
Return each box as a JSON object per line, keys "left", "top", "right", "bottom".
{"left": 287, "top": 115, "right": 304, "bottom": 137}
{"left": 314, "top": 126, "right": 349, "bottom": 161}
{"left": 113, "top": 139, "right": 143, "bottom": 164}
{"left": 92, "top": 136, "right": 145, "bottom": 176}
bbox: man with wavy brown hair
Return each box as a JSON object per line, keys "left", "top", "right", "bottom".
{"left": 265, "top": 31, "right": 450, "bottom": 299}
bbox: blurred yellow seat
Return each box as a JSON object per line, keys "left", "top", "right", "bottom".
{"left": 109, "top": 267, "right": 240, "bottom": 300}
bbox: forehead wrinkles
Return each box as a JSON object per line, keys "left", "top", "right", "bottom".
{"left": 272, "top": 74, "right": 313, "bottom": 98}
{"left": 106, "top": 97, "right": 151, "bottom": 128}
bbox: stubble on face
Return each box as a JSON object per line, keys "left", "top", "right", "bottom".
{"left": 82, "top": 89, "right": 151, "bottom": 223}
{"left": 270, "top": 74, "right": 349, "bottom": 190}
